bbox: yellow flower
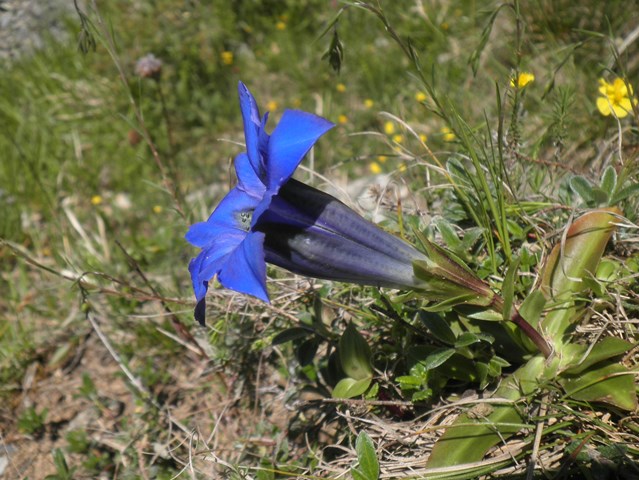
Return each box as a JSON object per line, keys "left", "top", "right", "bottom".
{"left": 369, "top": 162, "right": 382, "bottom": 174}
{"left": 336, "top": 83, "right": 346, "bottom": 93}
{"left": 266, "top": 100, "right": 278, "bottom": 112}
{"left": 153, "top": 205, "right": 163, "bottom": 214}
{"left": 276, "top": 21, "right": 286, "bottom": 31}
{"left": 440, "top": 22, "right": 449, "bottom": 31}
{"left": 398, "top": 163, "right": 407, "bottom": 172}
{"left": 364, "top": 98, "right": 374, "bottom": 108}
{"left": 419, "top": 134, "right": 428, "bottom": 143}
{"left": 392, "top": 134, "right": 404, "bottom": 144}
{"left": 91, "top": 195, "right": 103, "bottom": 206}
{"left": 596, "top": 78, "right": 636, "bottom": 118}
{"left": 220, "top": 51, "right": 233, "bottom": 65}
{"left": 510, "top": 72, "right": 535, "bottom": 88}
{"left": 415, "top": 91, "right": 427, "bottom": 102}
{"left": 441, "top": 127, "right": 455, "bottom": 142}
{"left": 337, "top": 114, "right": 348, "bottom": 124}
{"left": 383, "top": 121, "right": 395, "bottom": 135}
{"left": 377, "top": 155, "right": 388, "bottom": 163}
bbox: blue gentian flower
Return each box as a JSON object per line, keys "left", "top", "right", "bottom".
{"left": 187, "top": 82, "right": 432, "bottom": 325}
{"left": 186, "top": 82, "right": 334, "bottom": 322}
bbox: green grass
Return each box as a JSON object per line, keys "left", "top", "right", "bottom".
{"left": 1, "top": 0, "right": 638, "bottom": 478}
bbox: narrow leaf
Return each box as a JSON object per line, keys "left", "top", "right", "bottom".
{"left": 502, "top": 256, "right": 521, "bottom": 321}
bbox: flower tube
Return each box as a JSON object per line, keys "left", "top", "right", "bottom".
{"left": 258, "top": 178, "right": 428, "bottom": 289}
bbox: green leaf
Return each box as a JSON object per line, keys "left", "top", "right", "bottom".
{"left": 570, "top": 175, "right": 594, "bottom": 204}
{"left": 466, "top": 309, "right": 503, "bottom": 321}
{"left": 427, "top": 356, "right": 545, "bottom": 468}
{"left": 339, "top": 323, "right": 373, "bottom": 380}
{"left": 296, "top": 337, "right": 320, "bottom": 366}
{"left": 502, "top": 256, "right": 521, "bottom": 321}
{"left": 272, "top": 327, "right": 312, "bottom": 345}
{"left": 421, "top": 348, "right": 456, "bottom": 370}
{"left": 600, "top": 166, "right": 617, "bottom": 196}
{"left": 540, "top": 208, "right": 619, "bottom": 300}
{"left": 563, "top": 337, "right": 635, "bottom": 374}
{"left": 354, "top": 431, "right": 380, "bottom": 480}
{"left": 561, "top": 363, "right": 637, "bottom": 411}
{"left": 610, "top": 182, "right": 639, "bottom": 204}
{"left": 454, "top": 332, "right": 482, "bottom": 348}
{"left": 418, "top": 311, "right": 456, "bottom": 344}
{"left": 332, "top": 377, "right": 372, "bottom": 399}
{"left": 434, "top": 218, "right": 461, "bottom": 250}
{"left": 590, "top": 187, "right": 610, "bottom": 205}
{"left": 518, "top": 290, "right": 546, "bottom": 328}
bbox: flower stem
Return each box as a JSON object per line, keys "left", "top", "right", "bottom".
{"left": 491, "top": 295, "right": 551, "bottom": 358}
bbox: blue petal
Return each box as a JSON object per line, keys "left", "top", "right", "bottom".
{"left": 218, "top": 231, "right": 269, "bottom": 302}
{"left": 188, "top": 255, "right": 209, "bottom": 324}
{"left": 185, "top": 188, "right": 260, "bottom": 248}
{"left": 266, "top": 110, "right": 334, "bottom": 190}
{"left": 235, "top": 152, "right": 265, "bottom": 198}
{"left": 188, "top": 254, "right": 208, "bottom": 302}
{"left": 238, "top": 82, "right": 264, "bottom": 177}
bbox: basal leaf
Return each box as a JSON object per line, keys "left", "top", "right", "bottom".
{"left": 561, "top": 363, "right": 637, "bottom": 411}
{"left": 563, "top": 337, "right": 635, "bottom": 375}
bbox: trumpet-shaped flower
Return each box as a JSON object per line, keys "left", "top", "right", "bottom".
{"left": 186, "top": 83, "right": 437, "bottom": 324}
{"left": 186, "top": 82, "right": 334, "bottom": 322}
{"left": 596, "top": 78, "right": 636, "bottom": 118}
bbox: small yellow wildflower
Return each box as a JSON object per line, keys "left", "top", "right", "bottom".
{"left": 377, "top": 155, "right": 388, "bottom": 163}
{"left": 415, "top": 91, "right": 427, "bottom": 102}
{"left": 336, "top": 83, "right": 346, "bottom": 93}
{"left": 392, "top": 134, "right": 404, "bottom": 144}
{"left": 337, "top": 114, "right": 348, "bottom": 124}
{"left": 220, "top": 51, "right": 233, "bottom": 65}
{"left": 276, "top": 21, "right": 286, "bottom": 31}
{"left": 398, "top": 163, "right": 407, "bottom": 173}
{"left": 596, "top": 78, "right": 636, "bottom": 118}
{"left": 369, "top": 162, "right": 382, "bottom": 174}
{"left": 364, "top": 98, "right": 374, "bottom": 108}
{"left": 91, "top": 195, "right": 103, "bottom": 206}
{"left": 41, "top": 246, "right": 52, "bottom": 257}
{"left": 153, "top": 205, "right": 163, "bottom": 214}
{"left": 419, "top": 134, "right": 428, "bottom": 143}
{"left": 383, "top": 121, "right": 395, "bottom": 135}
{"left": 266, "top": 100, "right": 278, "bottom": 112}
{"left": 441, "top": 127, "right": 455, "bottom": 142}
{"left": 510, "top": 72, "right": 535, "bottom": 89}
{"left": 440, "top": 22, "right": 449, "bottom": 31}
